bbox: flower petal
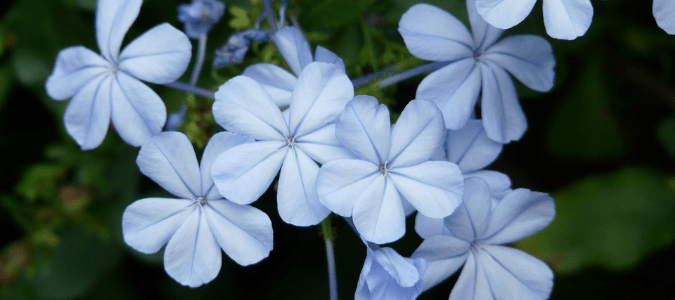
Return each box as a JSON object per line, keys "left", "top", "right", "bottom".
{"left": 412, "top": 234, "right": 470, "bottom": 291}
{"left": 296, "top": 124, "right": 354, "bottom": 164}
{"left": 316, "top": 159, "right": 380, "bottom": 217}
{"left": 416, "top": 59, "right": 481, "bottom": 130}
{"left": 315, "top": 45, "right": 346, "bottom": 73}
{"left": 465, "top": 170, "right": 512, "bottom": 199}
{"left": 205, "top": 200, "right": 273, "bottom": 266}
{"left": 371, "top": 247, "right": 421, "bottom": 288}
{"left": 449, "top": 252, "right": 494, "bottom": 300}
{"left": 444, "top": 177, "right": 493, "bottom": 241}
{"left": 122, "top": 197, "right": 193, "bottom": 254}
{"left": 398, "top": 3, "right": 474, "bottom": 61}
{"left": 110, "top": 72, "right": 167, "bottom": 146}
{"left": 467, "top": 0, "right": 504, "bottom": 51}
{"left": 475, "top": 0, "right": 537, "bottom": 30}
{"left": 243, "top": 63, "right": 297, "bottom": 107}
{"left": 389, "top": 161, "right": 463, "bottom": 219}
{"left": 336, "top": 95, "right": 391, "bottom": 165}
{"left": 46, "top": 46, "right": 110, "bottom": 100}
{"left": 481, "top": 189, "right": 555, "bottom": 244}
{"left": 543, "top": 0, "right": 593, "bottom": 40}
{"left": 213, "top": 76, "right": 289, "bottom": 140}
{"left": 288, "top": 62, "right": 354, "bottom": 137}
{"left": 211, "top": 141, "right": 287, "bottom": 205}
{"left": 654, "top": 0, "right": 675, "bottom": 35}
{"left": 484, "top": 35, "right": 555, "bottom": 92}
{"left": 200, "top": 132, "right": 254, "bottom": 200}
{"left": 479, "top": 61, "right": 527, "bottom": 144}
{"left": 388, "top": 100, "right": 446, "bottom": 167}
{"left": 274, "top": 26, "right": 313, "bottom": 75}
{"left": 446, "top": 119, "right": 502, "bottom": 173}
{"left": 414, "top": 214, "right": 450, "bottom": 239}
{"left": 479, "top": 245, "right": 554, "bottom": 300}
{"left": 353, "top": 176, "right": 406, "bottom": 244}
{"left": 96, "top": 0, "right": 142, "bottom": 62}
{"left": 63, "top": 74, "right": 112, "bottom": 150}
{"left": 164, "top": 209, "right": 221, "bottom": 288}
{"left": 119, "top": 23, "right": 192, "bottom": 84}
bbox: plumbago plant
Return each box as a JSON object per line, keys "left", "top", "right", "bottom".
{"left": 34, "top": 0, "right": 675, "bottom": 299}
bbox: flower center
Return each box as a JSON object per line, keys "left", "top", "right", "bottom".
{"left": 473, "top": 49, "right": 482, "bottom": 61}
{"left": 196, "top": 196, "right": 208, "bottom": 209}
{"left": 379, "top": 161, "right": 389, "bottom": 175}
{"left": 285, "top": 135, "right": 297, "bottom": 148}
{"left": 470, "top": 241, "right": 483, "bottom": 252}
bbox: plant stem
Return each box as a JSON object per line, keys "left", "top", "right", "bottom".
{"left": 321, "top": 217, "right": 338, "bottom": 300}
{"left": 378, "top": 61, "right": 450, "bottom": 88}
{"left": 189, "top": 33, "right": 208, "bottom": 86}
{"left": 351, "top": 65, "right": 400, "bottom": 88}
{"left": 163, "top": 81, "right": 215, "bottom": 99}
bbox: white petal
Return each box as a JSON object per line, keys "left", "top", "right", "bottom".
{"left": 389, "top": 161, "right": 463, "bottom": 218}
{"left": 122, "top": 197, "right": 194, "bottom": 254}
{"left": 164, "top": 209, "right": 221, "bottom": 288}
{"left": 243, "top": 63, "right": 297, "bottom": 107}
{"left": 315, "top": 46, "right": 346, "bottom": 73}
{"left": 110, "top": 72, "right": 166, "bottom": 147}
{"left": 481, "top": 189, "right": 555, "bottom": 244}
{"left": 137, "top": 132, "right": 202, "bottom": 199}
{"left": 484, "top": 35, "right": 555, "bottom": 92}
{"left": 446, "top": 119, "right": 502, "bottom": 173}
{"left": 444, "top": 177, "right": 493, "bottom": 241}
{"left": 296, "top": 124, "right": 354, "bottom": 165}
{"left": 353, "top": 176, "right": 406, "bottom": 244}
{"left": 398, "top": 3, "right": 474, "bottom": 61}
{"left": 316, "top": 159, "right": 380, "bottom": 217}
{"left": 274, "top": 26, "right": 313, "bottom": 75}
{"left": 46, "top": 46, "right": 110, "bottom": 100}
{"left": 412, "top": 234, "right": 470, "bottom": 291}
{"left": 213, "top": 76, "right": 289, "bottom": 140}
{"left": 205, "top": 200, "right": 273, "bottom": 266}
{"left": 479, "top": 62, "right": 527, "bottom": 144}
{"left": 414, "top": 213, "right": 450, "bottom": 239}
{"left": 63, "top": 74, "right": 112, "bottom": 150}
{"left": 475, "top": 0, "right": 537, "bottom": 30}
{"left": 119, "top": 23, "right": 192, "bottom": 84}
{"left": 479, "top": 245, "right": 554, "bottom": 300}
{"left": 467, "top": 0, "right": 504, "bottom": 51}
{"left": 465, "top": 170, "right": 512, "bottom": 199}
{"left": 654, "top": 0, "right": 675, "bottom": 35}
{"left": 211, "top": 141, "right": 287, "bottom": 205}
{"left": 449, "top": 252, "right": 494, "bottom": 300}
{"left": 372, "top": 247, "right": 421, "bottom": 288}
{"left": 543, "top": 0, "right": 594, "bottom": 40}
{"left": 388, "top": 100, "right": 446, "bottom": 167}
{"left": 416, "top": 59, "right": 482, "bottom": 130}
{"left": 200, "top": 132, "right": 254, "bottom": 199}
{"left": 96, "top": 0, "right": 142, "bottom": 62}
{"left": 336, "top": 95, "right": 391, "bottom": 165}
{"left": 288, "top": 62, "right": 354, "bottom": 137}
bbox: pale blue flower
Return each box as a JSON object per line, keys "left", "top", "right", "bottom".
{"left": 398, "top": 0, "right": 555, "bottom": 144}
{"left": 122, "top": 132, "right": 273, "bottom": 288}
{"left": 654, "top": 0, "right": 675, "bottom": 34}
{"left": 243, "top": 26, "right": 346, "bottom": 107}
{"left": 316, "top": 97, "right": 464, "bottom": 244}
{"left": 356, "top": 240, "right": 425, "bottom": 300}
{"left": 45, "top": 0, "right": 192, "bottom": 150}
{"left": 475, "top": 0, "right": 593, "bottom": 40}
{"left": 178, "top": 0, "right": 225, "bottom": 39}
{"left": 213, "top": 29, "right": 270, "bottom": 68}
{"left": 412, "top": 177, "right": 555, "bottom": 299}
{"left": 165, "top": 104, "right": 188, "bottom": 131}
{"left": 211, "top": 62, "right": 354, "bottom": 226}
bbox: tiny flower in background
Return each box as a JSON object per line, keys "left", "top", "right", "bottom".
{"left": 123, "top": 132, "right": 274, "bottom": 288}
{"left": 165, "top": 104, "right": 188, "bottom": 131}
{"left": 398, "top": 0, "right": 555, "bottom": 144}
{"left": 654, "top": 0, "right": 675, "bottom": 34}
{"left": 45, "top": 0, "right": 192, "bottom": 150}
{"left": 178, "top": 0, "right": 226, "bottom": 39}
{"left": 356, "top": 240, "right": 425, "bottom": 300}
{"left": 412, "top": 177, "right": 555, "bottom": 299}
{"left": 212, "top": 29, "right": 270, "bottom": 69}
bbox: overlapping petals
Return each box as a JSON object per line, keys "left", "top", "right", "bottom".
{"left": 356, "top": 242, "right": 425, "bottom": 300}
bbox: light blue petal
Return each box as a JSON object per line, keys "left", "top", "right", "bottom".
{"left": 353, "top": 175, "right": 405, "bottom": 244}
{"left": 416, "top": 59, "right": 481, "bottom": 130}
{"left": 479, "top": 61, "right": 527, "bottom": 144}
{"left": 118, "top": 23, "right": 192, "bottom": 84}
{"left": 164, "top": 209, "right": 221, "bottom": 288}
{"left": 364, "top": 247, "right": 426, "bottom": 300}
{"left": 46, "top": 46, "right": 109, "bottom": 100}
{"left": 371, "top": 247, "right": 420, "bottom": 288}
{"left": 211, "top": 141, "right": 287, "bottom": 205}
{"left": 484, "top": 35, "right": 555, "bottom": 92}
{"left": 467, "top": 0, "right": 504, "bottom": 51}
{"left": 446, "top": 119, "right": 502, "bottom": 173}
{"left": 200, "top": 132, "right": 254, "bottom": 200}
{"left": 63, "top": 74, "right": 111, "bottom": 150}
{"left": 389, "top": 161, "right": 463, "bottom": 219}
{"left": 110, "top": 72, "right": 167, "bottom": 146}
{"left": 475, "top": 0, "right": 537, "bottom": 30}
{"left": 213, "top": 76, "right": 289, "bottom": 140}
{"left": 654, "top": 0, "right": 675, "bottom": 34}
{"left": 444, "top": 177, "right": 493, "bottom": 241}
{"left": 205, "top": 200, "right": 273, "bottom": 266}
{"left": 398, "top": 3, "right": 474, "bottom": 61}
{"left": 296, "top": 124, "right": 355, "bottom": 164}
{"left": 277, "top": 148, "right": 331, "bottom": 226}
{"left": 479, "top": 245, "right": 554, "bottom": 299}
{"left": 336, "top": 96, "right": 391, "bottom": 165}
{"left": 400, "top": 195, "right": 416, "bottom": 217}
{"left": 543, "top": 0, "right": 593, "bottom": 40}
{"left": 412, "top": 234, "right": 470, "bottom": 291}
{"left": 288, "top": 62, "right": 354, "bottom": 137}
{"left": 242, "top": 63, "right": 297, "bottom": 107}
{"left": 465, "top": 170, "right": 512, "bottom": 199}
{"left": 137, "top": 132, "right": 202, "bottom": 199}
{"left": 316, "top": 159, "right": 379, "bottom": 217}
{"left": 274, "top": 26, "right": 313, "bottom": 75}
{"left": 480, "top": 189, "right": 555, "bottom": 244}
{"left": 388, "top": 100, "right": 446, "bottom": 167}
{"left": 122, "top": 197, "right": 193, "bottom": 254}
{"left": 96, "top": 0, "right": 142, "bottom": 62}
{"left": 355, "top": 249, "right": 374, "bottom": 300}
{"left": 414, "top": 214, "right": 450, "bottom": 239}
{"left": 449, "top": 252, "right": 494, "bottom": 300}
{"left": 315, "top": 45, "right": 346, "bottom": 73}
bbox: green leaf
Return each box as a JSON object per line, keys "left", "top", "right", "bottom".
{"left": 229, "top": 6, "right": 251, "bottom": 30}
{"left": 518, "top": 166, "right": 675, "bottom": 274}
{"left": 15, "top": 164, "right": 68, "bottom": 203}
{"left": 0, "top": 62, "right": 13, "bottom": 111}
{"left": 301, "top": 0, "right": 379, "bottom": 28}
{"left": 657, "top": 115, "right": 675, "bottom": 160}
